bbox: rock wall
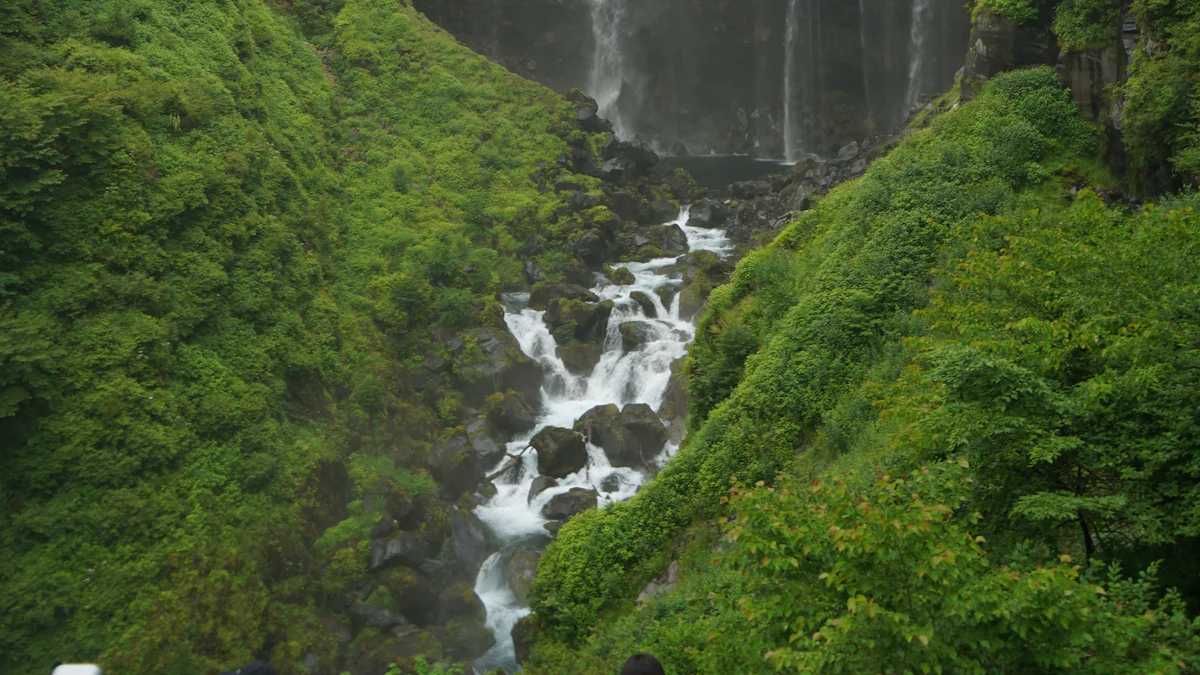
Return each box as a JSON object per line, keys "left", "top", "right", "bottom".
{"left": 414, "top": 0, "right": 970, "bottom": 157}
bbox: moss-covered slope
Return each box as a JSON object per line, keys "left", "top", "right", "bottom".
{"left": 0, "top": 0, "right": 604, "bottom": 671}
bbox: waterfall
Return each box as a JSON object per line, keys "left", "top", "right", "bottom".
{"left": 471, "top": 208, "right": 734, "bottom": 674}
{"left": 782, "top": 0, "right": 801, "bottom": 163}
{"left": 859, "top": 0, "right": 873, "bottom": 127}
{"left": 587, "top": 0, "right": 631, "bottom": 139}
{"left": 906, "top": 0, "right": 933, "bottom": 112}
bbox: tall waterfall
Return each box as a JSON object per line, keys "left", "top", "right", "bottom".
{"left": 470, "top": 209, "right": 735, "bottom": 674}
{"left": 859, "top": 0, "right": 873, "bottom": 127}
{"left": 782, "top": 0, "right": 801, "bottom": 163}
{"left": 587, "top": 0, "right": 631, "bottom": 138}
{"left": 906, "top": 0, "right": 933, "bottom": 112}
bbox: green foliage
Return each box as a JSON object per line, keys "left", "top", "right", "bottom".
{"left": 533, "top": 462, "right": 1200, "bottom": 674}
{"left": 1054, "top": 0, "right": 1122, "bottom": 51}
{"left": 973, "top": 0, "right": 1043, "bottom": 24}
{"left": 1122, "top": 0, "right": 1200, "bottom": 191}
{"left": 0, "top": 0, "right": 594, "bottom": 671}
{"left": 892, "top": 191, "right": 1200, "bottom": 562}
{"left": 529, "top": 67, "right": 1099, "bottom": 645}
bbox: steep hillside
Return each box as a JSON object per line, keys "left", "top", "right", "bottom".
{"left": 0, "top": 0, "right": 631, "bottom": 671}
{"left": 525, "top": 9, "right": 1200, "bottom": 669}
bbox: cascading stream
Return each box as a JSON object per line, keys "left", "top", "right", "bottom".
{"left": 587, "top": 0, "right": 631, "bottom": 139}
{"left": 470, "top": 208, "right": 734, "bottom": 673}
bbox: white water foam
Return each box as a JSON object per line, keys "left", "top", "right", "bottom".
{"left": 471, "top": 207, "right": 728, "bottom": 673}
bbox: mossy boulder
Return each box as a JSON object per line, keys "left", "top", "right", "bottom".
{"left": 606, "top": 265, "right": 636, "bottom": 285}
{"left": 531, "top": 427, "right": 588, "bottom": 478}
{"left": 556, "top": 343, "right": 603, "bottom": 376}
{"left": 619, "top": 321, "right": 659, "bottom": 351}
{"left": 574, "top": 403, "right": 668, "bottom": 469}
{"left": 629, "top": 291, "right": 657, "bottom": 318}
{"left": 544, "top": 298, "right": 613, "bottom": 345}
{"left": 445, "top": 326, "right": 543, "bottom": 408}
{"left": 484, "top": 390, "right": 537, "bottom": 437}
{"left": 541, "top": 487, "right": 598, "bottom": 521}
{"left": 427, "top": 433, "right": 482, "bottom": 499}
{"left": 529, "top": 282, "right": 598, "bottom": 310}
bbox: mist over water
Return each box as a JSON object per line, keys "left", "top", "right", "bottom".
{"left": 471, "top": 209, "right": 733, "bottom": 673}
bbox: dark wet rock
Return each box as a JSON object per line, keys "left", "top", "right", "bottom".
{"left": 351, "top": 603, "right": 410, "bottom": 631}
{"left": 648, "top": 199, "right": 681, "bottom": 225}
{"left": 427, "top": 432, "right": 482, "bottom": 499}
{"left": 687, "top": 198, "right": 730, "bottom": 229}
{"left": 556, "top": 343, "right": 603, "bottom": 376}
{"left": 574, "top": 403, "right": 668, "bottom": 469}
{"left": 469, "top": 428, "right": 504, "bottom": 465}
{"left": 370, "top": 516, "right": 397, "bottom": 540}
{"left": 434, "top": 582, "right": 488, "bottom": 625}
{"left": 572, "top": 229, "right": 612, "bottom": 266}
{"left": 544, "top": 298, "right": 613, "bottom": 345}
{"left": 449, "top": 507, "right": 498, "bottom": 574}
{"left": 528, "top": 282, "right": 599, "bottom": 310}
{"left": 369, "top": 531, "right": 426, "bottom": 571}
{"left": 599, "top": 139, "right": 659, "bottom": 180}
{"left": 659, "top": 357, "right": 690, "bottom": 437}
{"left": 541, "top": 487, "right": 598, "bottom": 521}
{"left": 531, "top": 426, "right": 588, "bottom": 478}
{"left": 562, "top": 260, "right": 596, "bottom": 287}
{"left": 619, "top": 321, "right": 658, "bottom": 351}
{"left": 629, "top": 291, "right": 657, "bottom": 318}
{"left": 440, "top": 617, "right": 496, "bottom": 661}
{"left": 503, "top": 547, "right": 542, "bottom": 604}
{"left": 609, "top": 190, "right": 648, "bottom": 223}
{"left": 600, "top": 473, "right": 623, "bottom": 493}
{"left": 606, "top": 265, "right": 636, "bottom": 285}
{"left": 486, "top": 390, "right": 537, "bottom": 436}
{"left": 378, "top": 567, "right": 441, "bottom": 625}
{"left": 731, "top": 179, "right": 773, "bottom": 199}
{"left": 653, "top": 224, "right": 689, "bottom": 255}
{"left": 544, "top": 521, "right": 564, "bottom": 537}
{"left": 512, "top": 615, "right": 537, "bottom": 664}
{"left": 442, "top": 326, "right": 543, "bottom": 408}
{"left": 656, "top": 284, "right": 679, "bottom": 308}
{"left": 961, "top": 7, "right": 1058, "bottom": 100}
{"left": 527, "top": 475, "right": 558, "bottom": 504}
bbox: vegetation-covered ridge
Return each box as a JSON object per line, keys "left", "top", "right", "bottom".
{"left": 0, "top": 0, "right": 615, "bottom": 671}
{"left": 526, "top": 65, "right": 1200, "bottom": 672}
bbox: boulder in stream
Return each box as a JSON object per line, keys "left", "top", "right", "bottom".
{"left": 556, "top": 343, "right": 603, "bottom": 376}
{"left": 444, "top": 326, "right": 544, "bottom": 408}
{"left": 531, "top": 426, "right": 588, "bottom": 478}
{"left": 544, "top": 298, "right": 612, "bottom": 345}
{"left": 528, "top": 282, "right": 598, "bottom": 310}
{"left": 574, "top": 403, "right": 668, "bottom": 470}
{"left": 629, "top": 291, "right": 658, "bottom": 318}
{"left": 527, "top": 475, "right": 558, "bottom": 504}
{"left": 541, "top": 487, "right": 598, "bottom": 521}
{"left": 619, "top": 320, "right": 659, "bottom": 351}
{"left": 485, "top": 390, "right": 537, "bottom": 436}
{"left": 502, "top": 546, "right": 542, "bottom": 604}
{"left": 687, "top": 198, "right": 730, "bottom": 229}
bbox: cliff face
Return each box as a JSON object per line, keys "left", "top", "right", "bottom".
{"left": 415, "top": 0, "right": 971, "bottom": 157}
